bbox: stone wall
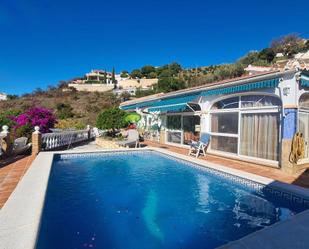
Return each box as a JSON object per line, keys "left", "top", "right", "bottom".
{"left": 68, "top": 83, "right": 114, "bottom": 92}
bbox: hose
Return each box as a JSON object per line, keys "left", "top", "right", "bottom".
{"left": 289, "top": 132, "right": 305, "bottom": 164}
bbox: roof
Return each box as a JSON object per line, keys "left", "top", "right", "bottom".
{"left": 120, "top": 69, "right": 290, "bottom": 108}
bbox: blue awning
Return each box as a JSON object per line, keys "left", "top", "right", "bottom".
{"left": 148, "top": 103, "right": 188, "bottom": 113}
{"left": 147, "top": 93, "right": 200, "bottom": 113}
{"left": 120, "top": 100, "right": 159, "bottom": 110}
{"left": 300, "top": 75, "right": 309, "bottom": 87}
{"left": 201, "top": 78, "right": 280, "bottom": 96}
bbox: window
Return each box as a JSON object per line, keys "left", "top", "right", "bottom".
{"left": 211, "top": 113, "right": 238, "bottom": 134}
{"left": 183, "top": 115, "right": 200, "bottom": 145}
{"left": 167, "top": 115, "right": 181, "bottom": 130}
{"left": 241, "top": 95, "right": 281, "bottom": 108}
{"left": 211, "top": 97, "right": 239, "bottom": 110}
{"left": 210, "top": 95, "right": 281, "bottom": 161}
{"left": 211, "top": 136, "right": 238, "bottom": 154}
{"left": 240, "top": 113, "right": 279, "bottom": 161}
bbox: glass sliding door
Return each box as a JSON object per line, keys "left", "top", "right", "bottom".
{"left": 166, "top": 115, "right": 182, "bottom": 144}
{"left": 166, "top": 114, "right": 200, "bottom": 145}
{"left": 210, "top": 112, "right": 238, "bottom": 154}
{"left": 210, "top": 95, "right": 281, "bottom": 162}
{"left": 183, "top": 115, "right": 200, "bottom": 145}
{"left": 240, "top": 113, "right": 279, "bottom": 161}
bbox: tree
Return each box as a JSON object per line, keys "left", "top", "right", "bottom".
{"left": 103, "top": 70, "right": 107, "bottom": 84}
{"left": 148, "top": 72, "right": 157, "bottom": 78}
{"left": 120, "top": 70, "right": 129, "bottom": 78}
{"left": 96, "top": 107, "right": 127, "bottom": 132}
{"left": 131, "top": 69, "right": 142, "bottom": 79}
{"left": 111, "top": 67, "right": 117, "bottom": 89}
{"left": 258, "top": 48, "right": 275, "bottom": 63}
{"left": 6, "top": 94, "right": 18, "bottom": 100}
{"left": 157, "top": 77, "right": 186, "bottom": 92}
{"left": 141, "top": 65, "right": 156, "bottom": 78}
{"left": 271, "top": 34, "right": 305, "bottom": 57}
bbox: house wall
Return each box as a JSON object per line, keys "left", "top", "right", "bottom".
{"left": 130, "top": 71, "right": 309, "bottom": 173}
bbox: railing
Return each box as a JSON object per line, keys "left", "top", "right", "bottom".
{"left": 41, "top": 129, "right": 93, "bottom": 151}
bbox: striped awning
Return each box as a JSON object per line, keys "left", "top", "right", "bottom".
{"left": 120, "top": 100, "right": 158, "bottom": 110}
{"left": 148, "top": 103, "right": 188, "bottom": 113}
{"left": 201, "top": 78, "right": 280, "bottom": 96}
{"left": 147, "top": 93, "right": 200, "bottom": 113}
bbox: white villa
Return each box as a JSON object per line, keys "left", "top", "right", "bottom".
{"left": 120, "top": 68, "right": 309, "bottom": 175}
{"left": 0, "top": 92, "right": 7, "bottom": 101}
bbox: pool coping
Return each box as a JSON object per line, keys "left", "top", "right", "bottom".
{"left": 0, "top": 147, "right": 309, "bottom": 249}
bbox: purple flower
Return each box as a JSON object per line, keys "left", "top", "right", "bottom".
{"left": 12, "top": 107, "right": 57, "bottom": 134}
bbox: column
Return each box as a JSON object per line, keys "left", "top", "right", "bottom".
{"left": 32, "top": 126, "right": 42, "bottom": 156}
{"left": 280, "top": 108, "right": 297, "bottom": 174}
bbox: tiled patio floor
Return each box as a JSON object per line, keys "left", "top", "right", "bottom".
{"left": 144, "top": 140, "right": 309, "bottom": 189}
{"left": 0, "top": 155, "right": 35, "bottom": 208}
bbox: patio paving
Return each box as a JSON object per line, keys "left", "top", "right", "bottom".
{"left": 0, "top": 155, "right": 35, "bottom": 208}
{"left": 144, "top": 140, "right": 309, "bottom": 189}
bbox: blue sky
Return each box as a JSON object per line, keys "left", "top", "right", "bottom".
{"left": 1, "top": 0, "right": 309, "bottom": 95}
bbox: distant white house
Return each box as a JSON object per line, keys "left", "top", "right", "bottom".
{"left": 0, "top": 92, "right": 7, "bottom": 101}
{"left": 244, "top": 64, "right": 274, "bottom": 75}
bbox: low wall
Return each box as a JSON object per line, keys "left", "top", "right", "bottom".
{"left": 68, "top": 83, "right": 114, "bottom": 92}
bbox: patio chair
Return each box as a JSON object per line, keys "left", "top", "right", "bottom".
{"left": 93, "top": 127, "right": 104, "bottom": 138}
{"left": 12, "top": 137, "right": 32, "bottom": 155}
{"left": 188, "top": 133, "right": 210, "bottom": 158}
{"left": 118, "top": 129, "right": 140, "bottom": 148}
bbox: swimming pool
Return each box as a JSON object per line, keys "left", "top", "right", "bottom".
{"left": 35, "top": 151, "right": 309, "bottom": 249}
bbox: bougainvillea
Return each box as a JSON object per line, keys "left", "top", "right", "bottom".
{"left": 12, "top": 107, "right": 57, "bottom": 136}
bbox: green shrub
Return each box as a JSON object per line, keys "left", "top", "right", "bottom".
{"left": 96, "top": 107, "right": 127, "bottom": 131}
{"left": 56, "top": 103, "right": 74, "bottom": 119}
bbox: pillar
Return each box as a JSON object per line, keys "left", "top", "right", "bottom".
{"left": 280, "top": 108, "right": 297, "bottom": 174}
{"left": 1, "top": 125, "right": 11, "bottom": 156}
{"left": 160, "top": 129, "right": 165, "bottom": 144}
{"left": 87, "top": 125, "right": 91, "bottom": 140}
{"left": 32, "top": 126, "right": 42, "bottom": 156}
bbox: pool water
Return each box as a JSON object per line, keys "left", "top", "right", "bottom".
{"left": 36, "top": 152, "right": 307, "bottom": 249}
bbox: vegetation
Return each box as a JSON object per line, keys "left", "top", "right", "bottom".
{"left": 127, "top": 34, "right": 308, "bottom": 95}
{"left": 0, "top": 110, "right": 22, "bottom": 128}
{"left": 56, "top": 103, "right": 74, "bottom": 119}
{"left": 55, "top": 119, "right": 85, "bottom": 130}
{"left": 0, "top": 83, "right": 120, "bottom": 127}
{"left": 96, "top": 107, "right": 127, "bottom": 131}
{"left": 12, "top": 107, "right": 57, "bottom": 138}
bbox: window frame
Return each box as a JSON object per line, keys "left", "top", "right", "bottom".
{"left": 209, "top": 94, "right": 281, "bottom": 162}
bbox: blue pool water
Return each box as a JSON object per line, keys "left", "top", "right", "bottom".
{"left": 36, "top": 151, "right": 308, "bottom": 249}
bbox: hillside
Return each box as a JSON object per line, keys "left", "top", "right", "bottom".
{"left": 0, "top": 85, "right": 120, "bottom": 128}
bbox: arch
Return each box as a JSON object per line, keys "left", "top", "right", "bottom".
{"left": 299, "top": 92, "right": 309, "bottom": 110}
{"left": 208, "top": 92, "right": 282, "bottom": 111}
